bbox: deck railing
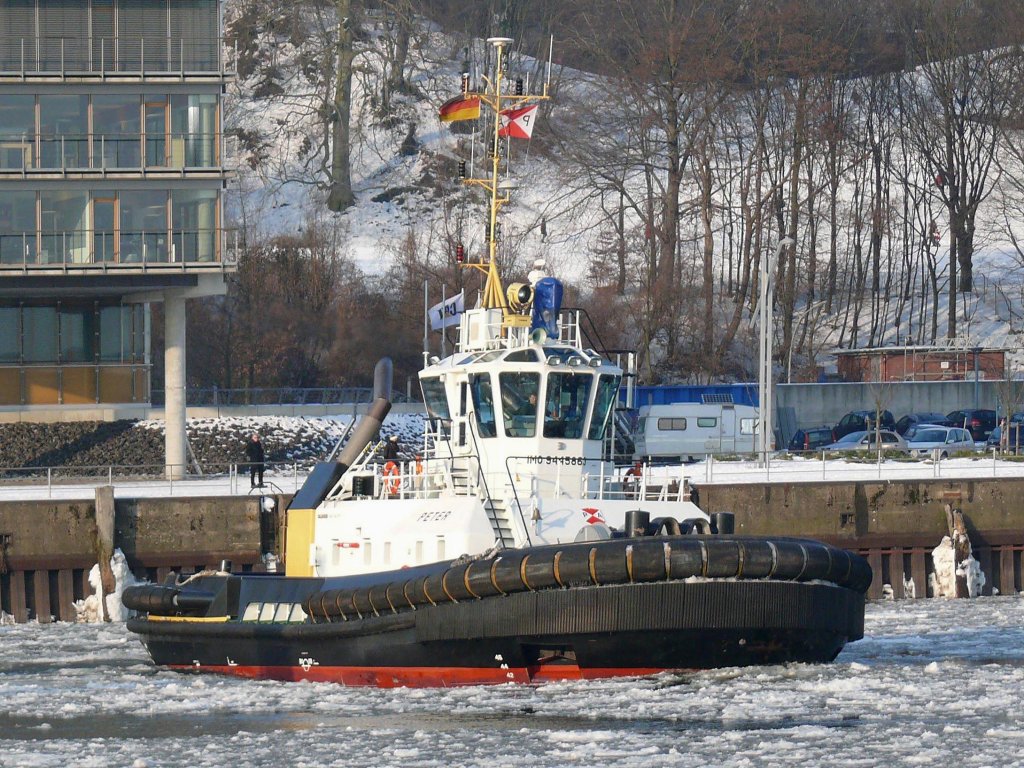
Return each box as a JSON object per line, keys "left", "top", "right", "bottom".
{"left": 0, "top": 36, "right": 233, "bottom": 77}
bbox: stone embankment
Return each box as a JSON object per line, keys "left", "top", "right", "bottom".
{"left": 0, "top": 415, "right": 424, "bottom": 474}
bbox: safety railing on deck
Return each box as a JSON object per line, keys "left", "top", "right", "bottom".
{"left": 0, "top": 132, "right": 223, "bottom": 173}
{"left": 0, "top": 36, "right": 234, "bottom": 77}
{"left": 0, "top": 228, "right": 231, "bottom": 270}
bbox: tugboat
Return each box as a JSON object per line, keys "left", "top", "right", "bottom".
{"left": 124, "top": 37, "right": 871, "bottom": 687}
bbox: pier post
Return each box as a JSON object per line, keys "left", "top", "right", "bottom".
{"left": 95, "top": 486, "right": 116, "bottom": 621}
{"left": 164, "top": 290, "right": 187, "bottom": 480}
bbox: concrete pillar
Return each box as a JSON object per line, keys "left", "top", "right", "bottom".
{"left": 164, "top": 290, "right": 187, "bottom": 479}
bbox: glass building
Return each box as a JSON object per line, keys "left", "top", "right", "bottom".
{"left": 0, "top": 0, "right": 233, "bottom": 475}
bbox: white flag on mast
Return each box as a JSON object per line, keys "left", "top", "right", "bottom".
{"left": 429, "top": 291, "right": 465, "bottom": 330}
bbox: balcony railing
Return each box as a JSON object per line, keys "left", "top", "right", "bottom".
{"left": 0, "top": 228, "right": 235, "bottom": 270}
{"left": 0, "top": 36, "right": 233, "bottom": 77}
{"left": 0, "top": 132, "right": 222, "bottom": 172}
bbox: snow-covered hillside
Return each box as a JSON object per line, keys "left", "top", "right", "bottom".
{"left": 221, "top": 6, "right": 1024, "bottom": 376}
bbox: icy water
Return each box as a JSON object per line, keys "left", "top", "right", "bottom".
{"left": 1, "top": 599, "right": 1023, "bottom": 768}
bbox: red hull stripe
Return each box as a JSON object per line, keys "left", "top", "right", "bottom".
{"left": 167, "top": 663, "right": 669, "bottom": 687}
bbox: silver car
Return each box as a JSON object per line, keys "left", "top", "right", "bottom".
{"left": 906, "top": 425, "right": 975, "bottom": 458}
{"left": 823, "top": 429, "right": 909, "bottom": 454}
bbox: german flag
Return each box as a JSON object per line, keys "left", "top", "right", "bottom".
{"left": 439, "top": 95, "right": 481, "bottom": 123}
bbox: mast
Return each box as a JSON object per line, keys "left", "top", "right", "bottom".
{"left": 462, "top": 37, "right": 549, "bottom": 320}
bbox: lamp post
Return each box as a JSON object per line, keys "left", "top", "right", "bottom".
{"left": 758, "top": 237, "right": 795, "bottom": 466}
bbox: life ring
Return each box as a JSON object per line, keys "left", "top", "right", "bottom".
{"left": 383, "top": 461, "right": 401, "bottom": 494}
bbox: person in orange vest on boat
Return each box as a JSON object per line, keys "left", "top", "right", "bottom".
{"left": 382, "top": 435, "right": 402, "bottom": 495}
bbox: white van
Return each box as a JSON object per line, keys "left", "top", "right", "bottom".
{"left": 633, "top": 403, "right": 759, "bottom": 462}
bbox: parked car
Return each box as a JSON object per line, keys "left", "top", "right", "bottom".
{"left": 895, "top": 412, "right": 949, "bottom": 436}
{"left": 823, "top": 429, "right": 908, "bottom": 454}
{"left": 987, "top": 413, "right": 1024, "bottom": 450}
{"left": 906, "top": 425, "right": 975, "bottom": 458}
{"left": 832, "top": 410, "right": 896, "bottom": 442}
{"left": 944, "top": 409, "right": 997, "bottom": 442}
{"left": 787, "top": 427, "right": 835, "bottom": 453}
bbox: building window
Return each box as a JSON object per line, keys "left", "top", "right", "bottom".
{"left": 93, "top": 94, "right": 141, "bottom": 168}
{"left": 39, "top": 95, "right": 89, "bottom": 169}
{"left": 120, "top": 190, "right": 169, "bottom": 263}
{"left": 39, "top": 191, "right": 89, "bottom": 265}
{"left": 0, "top": 307, "right": 20, "bottom": 363}
{"left": 0, "top": 95, "right": 35, "bottom": 170}
{"left": 170, "top": 94, "right": 217, "bottom": 167}
{"left": 59, "top": 305, "right": 97, "bottom": 363}
{"left": 172, "top": 189, "right": 217, "bottom": 261}
{"left": 0, "top": 191, "right": 36, "bottom": 264}
{"left": 23, "top": 306, "right": 58, "bottom": 363}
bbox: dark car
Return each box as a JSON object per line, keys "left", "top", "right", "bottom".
{"left": 987, "top": 412, "right": 1024, "bottom": 450}
{"left": 788, "top": 427, "right": 835, "bottom": 453}
{"left": 944, "top": 409, "right": 997, "bottom": 442}
{"left": 832, "top": 410, "right": 896, "bottom": 442}
{"left": 895, "top": 412, "right": 949, "bottom": 436}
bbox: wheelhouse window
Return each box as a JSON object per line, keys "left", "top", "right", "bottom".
{"left": 544, "top": 372, "right": 592, "bottom": 439}
{"left": 500, "top": 371, "right": 540, "bottom": 437}
{"left": 587, "top": 374, "right": 621, "bottom": 440}
{"left": 420, "top": 377, "right": 450, "bottom": 420}
{"left": 469, "top": 373, "right": 496, "bottom": 438}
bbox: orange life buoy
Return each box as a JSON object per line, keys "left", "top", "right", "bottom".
{"left": 383, "top": 461, "right": 400, "bottom": 494}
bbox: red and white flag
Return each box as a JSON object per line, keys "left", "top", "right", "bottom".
{"left": 498, "top": 104, "right": 539, "bottom": 139}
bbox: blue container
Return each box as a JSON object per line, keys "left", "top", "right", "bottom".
{"left": 531, "top": 277, "right": 563, "bottom": 339}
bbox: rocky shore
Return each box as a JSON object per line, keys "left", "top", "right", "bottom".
{"left": 0, "top": 415, "right": 424, "bottom": 475}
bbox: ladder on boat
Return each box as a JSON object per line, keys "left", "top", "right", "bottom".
{"left": 449, "top": 462, "right": 516, "bottom": 548}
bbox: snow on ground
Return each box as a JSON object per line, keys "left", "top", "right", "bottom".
{"left": 0, "top": 599, "right": 1023, "bottom": 767}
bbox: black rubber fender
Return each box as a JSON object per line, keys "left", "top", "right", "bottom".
{"left": 737, "top": 539, "right": 777, "bottom": 579}
{"left": 441, "top": 564, "right": 475, "bottom": 602}
{"left": 627, "top": 540, "right": 669, "bottom": 583}
{"left": 591, "top": 543, "right": 629, "bottom": 585}
{"left": 491, "top": 552, "right": 528, "bottom": 595}
{"left": 667, "top": 539, "right": 706, "bottom": 579}
{"left": 801, "top": 541, "right": 835, "bottom": 582}
{"left": 464, "top": 559, "right": 503, "bottom": 598}
{"left": 704, "top": 538, "right": 742, "bottom": 578}
{"left": 522, "top": 553, "right": 559, "bottom": 591}
{"left": 422, "top": 572, "right": 448, "bottom": 605}
{"left": 772, "top": 539, "right": 811, "bottom": 580}
{"left": 554, "top": 546, "right": 594, "bottom": 588}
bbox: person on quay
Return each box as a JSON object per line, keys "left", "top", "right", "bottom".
{"left": 245, "top": 432, "right": 265, "bottom": 489}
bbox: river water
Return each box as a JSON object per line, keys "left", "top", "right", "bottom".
{"left": 1, "top": 598, "right": 1023, "bottom": 768}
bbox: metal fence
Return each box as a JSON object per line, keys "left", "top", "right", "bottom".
{"left": 150, "top": 387, "right": 421, "bottom": 407}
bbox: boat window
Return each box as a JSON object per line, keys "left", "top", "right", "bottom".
{"left": 500, "top": 371, "right": 540, "bottom": 437}
{"left": 544, "top": 372, "right": 592, "bottom": 438}
{"left": 258, "top": 603, "right": 276, "bottom": 622}
{"left": 504, "top": 349, "right": 541, "bottom": 363}
{"left": 588, "top": 374, "right": 621, "bottom": 440}
{"left": 242, "top": 603, "right": 260, "bottom": 622}
{"left": 469, "top": 373, "right": 497, "bottom": 437}
{"left": 697, "top": 417, "right": 717, "bottom": 428}
{"left": 658, "top": 417, "right": 687, "bottom": 431}
{"left": 420, "top": 377, "right": 450, "bottom": 420}
{"left": 289, "top": 604, "right": 308, "bottom": 622}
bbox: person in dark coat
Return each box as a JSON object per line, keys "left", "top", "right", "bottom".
{"left": 245, "top": 432, "right": 265, "bottom": 488}
{"left": 382, "top": 434, "right": 401, "bottom": 462}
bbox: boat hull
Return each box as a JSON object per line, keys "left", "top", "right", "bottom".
{"left": 127, "top": 579, "right": 864, "bottom": 687}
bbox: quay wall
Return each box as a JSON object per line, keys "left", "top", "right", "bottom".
{"left": 702, "top": 477, "right": 1024, "bottom": 600}
{"left": 0, "top": 493, "right": 284, "bottom": 623}
{"left": 2, "top": 477, "right": 1022, "bottom": 622}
